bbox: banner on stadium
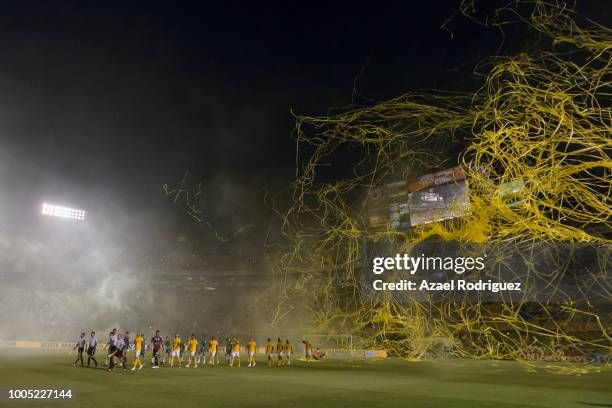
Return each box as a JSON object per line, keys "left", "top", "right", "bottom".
{"left": 408, "top": 166, "right": 465, "bottom": 192}
{"left": 0, "top": 341, "right": 96, "bottom": 349}
{"left": 323, "top": 349, "right": 387, "bottom": 358}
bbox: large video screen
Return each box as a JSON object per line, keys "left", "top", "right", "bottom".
{"left": 408, "top": 179, "right": 470, "bottom": 226}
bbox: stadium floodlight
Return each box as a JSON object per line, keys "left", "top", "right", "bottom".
{"left": 41, "top": 202, "right": 86, "bottom": 221}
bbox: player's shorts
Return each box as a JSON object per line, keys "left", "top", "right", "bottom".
{"left": 77, "top": 347, "right": 84, "bottom": 354}
{"left": 231, "top": 351, "right": 240, "bottom": 358}
{"left": 209, "top": 351, "right": 217, "bottom": 357}
{"left": 190, "top": 351, "right": 196, "bottom": 357}
{"left": 248, "top": 351, "right": 255, "bottom": 357}
{"left": 115, "top": 349, "right": 124, "bottom": 358}
{"left": 152, "top": 348, "right": 161, "bottom": 356}
{"left": 108, "top": 345, "right": 117, "bottom": 354}
{"left": 305, "top": 351, "right": 312, "bottom": 357}
{"left": 87, "top": 347, "right": 96, "bottom": 356}
{"left": 286, "top": 352, "right": 292, "bottom": 357}
{"left": 135, "top": 348, "right": 142, "bottom": 356}
{"left": 172, "top": 350, "right": 180, "bottom": 357}
{"left": 267, "top": 353, "right": 273, "bottom": 358}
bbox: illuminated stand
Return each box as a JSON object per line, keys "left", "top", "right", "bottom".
{"left": 41, "top": 202, "right": 86, "bottom": 221}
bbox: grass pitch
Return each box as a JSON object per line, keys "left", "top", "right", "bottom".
{"left": 0, "top": 349, "right": 610, "bottom": 407}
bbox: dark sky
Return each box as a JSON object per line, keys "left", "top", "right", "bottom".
{"left": 0, "top": 1, "right": 607, "bottom": 251}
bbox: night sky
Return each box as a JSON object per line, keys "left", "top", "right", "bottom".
{"left": 0, "top": 1, "right": 608, "bottom": 252}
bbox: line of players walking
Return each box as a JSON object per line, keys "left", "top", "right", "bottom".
{"left": 72, "top": 329, "right": 317, "bottom": 372}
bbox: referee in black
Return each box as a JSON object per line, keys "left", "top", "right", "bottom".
{"left": 73, "top": 332, "right": 86, "bottom": 367}
{"left": 86, "top": 331, "right": 98, "bottom": 367}
{"left": 107, "top": 329, "right": 118, "bottom": 372}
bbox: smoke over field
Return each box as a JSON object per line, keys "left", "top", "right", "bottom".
{"left": 0, "top": 148, "right": 277, "bottom": 342}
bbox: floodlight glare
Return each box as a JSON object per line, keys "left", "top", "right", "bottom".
{"left": 41, "top": 202, "right": 86, "bottom": 221}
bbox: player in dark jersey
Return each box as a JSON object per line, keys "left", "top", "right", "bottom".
{"left": 150, "top": 330, "right": 164, "bottom": 368}
{"left": 121, "top": 331, "right": 131, "bottom": 368}
{"left": 72, "top": 332, "right": 86, "bottom": 367}
{"left": 106, "top": 330, "right": 126, "bottom": 372}
{"left": 179, "top": 338, "right": 185, "bottom": 364}
{"left": 86, "top": 331, "right": 98, "bottom": 367}
{"left": 225, "top": 337, "right": 232, "bottom": 365}
{"left": 197, "top": 335, "right": 207, "bottom": 365}
{"left": 106, "top": 329, "right": 118, "bottom": 372}
{"left": 162, "top": 336, "right": 171, "bottom": 366}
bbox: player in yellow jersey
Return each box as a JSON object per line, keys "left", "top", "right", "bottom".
{"left": 302, "top": 340, "right": 312, "bottom": 363}
{"left": 247, "top": 338, "right": 256, "bottom": 367}
{"left": 139, "top": 333, "right": 147, "bottom": 368}
{"left": 187, "top": 334, "right": 198, "bottom": 368}
{"left": 285, "top": 340, "right": 293, "bottom": 366}
{"left": 170, "top": 333, "right": 182, "bottom": 367}
{"left": 131, "top": 334, "right": 144, "bottom": 370}
{"left": 276, "top": 338, "right": 285, "bottom": 366}
{"left": 208, "top": 336, "right": 219, "bottom": 366}
{"left": 229, "top": 337, "right": 240, "bottom": 367}
{"left": 265, "top": 338, "right": 274, "bottom": 367}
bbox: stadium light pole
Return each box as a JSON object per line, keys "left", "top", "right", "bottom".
{"left": 41, "top": 202, "right": 86, "bottom": 221}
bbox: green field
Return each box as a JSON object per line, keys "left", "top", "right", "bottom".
{"left": 0, "top": 349, "right": 610, "bottom": 407}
